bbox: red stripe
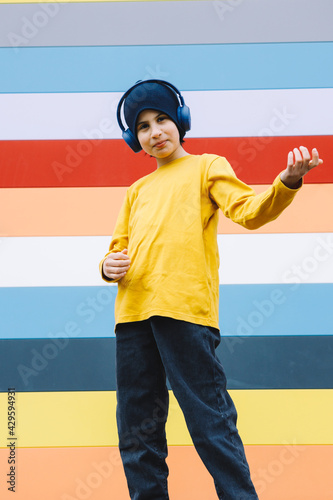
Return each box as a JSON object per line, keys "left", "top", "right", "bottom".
{"left": 0, "top": 136, "right": 329, "bottom": 188}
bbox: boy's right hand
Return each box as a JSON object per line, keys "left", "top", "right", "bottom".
{"left": 103, "top": 249, "right": 131, "bottom": 281}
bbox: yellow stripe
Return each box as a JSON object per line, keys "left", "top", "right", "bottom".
{"left": 1, "top": 183, "right": 332, "bottom": 237}
{"left": 0, "top": 389, "right": 332, "bottom": 448}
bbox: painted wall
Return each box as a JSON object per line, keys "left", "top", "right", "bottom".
{"left": 0, "top": 0, "right": 332, "bottom": 498}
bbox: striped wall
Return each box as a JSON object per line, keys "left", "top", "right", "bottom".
{"left": 0, "top": 1, "right": 332, "bottom": 499}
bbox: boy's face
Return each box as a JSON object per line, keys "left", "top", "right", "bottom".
{"left": 136, "top": 109, "right": 185, "bottom": 167}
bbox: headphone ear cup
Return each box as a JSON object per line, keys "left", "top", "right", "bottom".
{"left": 122, "top": 129, "right": 142, "bottom": 153}
{"left": 177, "top": 104, "right": 191, "bottom": 133}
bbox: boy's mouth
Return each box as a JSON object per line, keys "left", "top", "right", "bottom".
{"left": 154, "top": 140, "right": 167, "bottom": 149}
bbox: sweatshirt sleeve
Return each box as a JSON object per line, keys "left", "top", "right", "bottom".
{"left": 207, "top": 156, "right": 302, "bottom": 230}
{"left": 99, "top": 190, "right": 131, "bottom": 282}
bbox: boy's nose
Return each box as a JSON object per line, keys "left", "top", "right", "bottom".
{"left": 151, "top": 124, "right": 162, "bottom": 137}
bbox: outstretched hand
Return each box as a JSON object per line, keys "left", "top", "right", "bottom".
{"left": 280, "top": 146, "right": 323, "bottom": 189}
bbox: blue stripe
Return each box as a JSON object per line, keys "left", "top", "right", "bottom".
{"left": 1, "top": 286, "right": 117, "bottom": 340}
{"left": 0, "top": 283, "right": 332, "bottom": 339}
{"left": 219, "top": 283, "right": 333, "bottom": 337}
{"left": 1, "top": 42, "right": 333, "bottom": 93}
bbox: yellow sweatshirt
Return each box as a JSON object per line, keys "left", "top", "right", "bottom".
{"left": 100, "top": 154, "right": 300, "bottom": 329}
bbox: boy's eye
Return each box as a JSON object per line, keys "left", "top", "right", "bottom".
{"left": 137, "top": 123, "right": 148, "bottom": 131}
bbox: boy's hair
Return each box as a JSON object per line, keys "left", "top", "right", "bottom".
{"left": 117, "top": 80, "right": 191, "bottom": 152}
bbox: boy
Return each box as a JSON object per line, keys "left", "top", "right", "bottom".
{"left": 100, "top": 80, "right": 323, "bottom": 500}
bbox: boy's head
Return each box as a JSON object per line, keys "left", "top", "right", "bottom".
{"left": 117, "top": 80, "right": 191, "bottom": 152}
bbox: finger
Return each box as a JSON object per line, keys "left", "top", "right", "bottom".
{"left": 287, "top": 151, "right": 294, "bottom": 168}
{"left": 108, "top": 252, "right": 130, "bottom": 262}
{"left": 309, "top": 147, "right": 324, "bottom": 166}
{"left": 108, "top": 271, "right": 127, "bottom": 280}
{"left": 105, "top": 256, "right": 130, "bottom": 265}
{"left": 112, "top": 274, "right": 127, "bottom": 280}
{"left": 307, "top": 150, "right": 324, "bottom": 174}
{"left": 105, "top": 266, "right": 129, "bottom": 277}
{"left": 108, "top": 267, "right": 129, "bottom": 276}
{"left": 299, "top": 145, "right": 310, "bottom": 162}
{"left": 293, "top": 148, "right": 303, "bottom": 166}
{"left": 105, "top": 261, "right": 130, "bottom": 271}
{"left": 113, "top": 253, "right": 130, "bottom": 260}
{"left": 308, "top": 147, "right": 318, "bottom": 168}
{"left": 312, "top": 147, "right": 319, "bottom": 158}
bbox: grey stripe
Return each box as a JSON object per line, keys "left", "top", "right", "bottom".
{"left": 1, "top": 0, "right": 332, "bottom": 48}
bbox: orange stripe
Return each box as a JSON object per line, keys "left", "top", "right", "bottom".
{"left": 221, "top": 182, "right": 333, "bottom": 235}
{"left": 0, "top": 187, "right": 127, "bottom": 237}
{"left": 0, "top": 135, "right": 330, "bottom": 188}
{"left": 0, "top": 445, "right": 331, "bottom": 499}
{"left": 1, "top": 183, "right": 331, "bottom": 237}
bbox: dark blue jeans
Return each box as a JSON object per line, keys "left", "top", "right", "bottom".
{"left": 116, "top": 316, "right": 258, "bottom": 500}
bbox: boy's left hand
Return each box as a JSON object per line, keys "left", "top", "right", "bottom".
{"left": 280, "top": 146, "right": 323, "bottom": 189}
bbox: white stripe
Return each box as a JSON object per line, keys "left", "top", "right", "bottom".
{"left": 0, "top": 88, "right": 332, "bottom": 140}
{"left": 219, "top": 232, "right": 333, "bottom": 285}
{"left": 1, "top": 234, "right": 333, "bottom": 287}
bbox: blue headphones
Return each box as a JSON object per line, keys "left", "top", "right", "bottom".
{"left": 116, "top": 79, "right": 191, "bottom": 153}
